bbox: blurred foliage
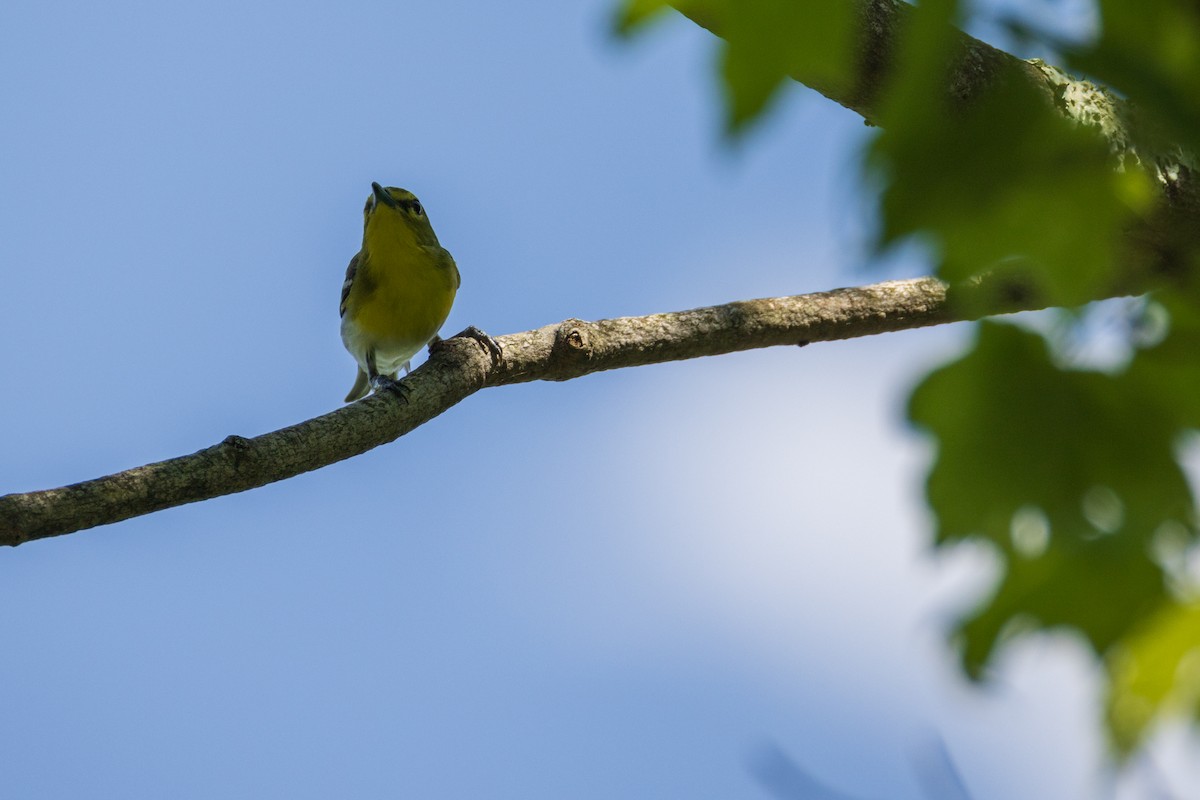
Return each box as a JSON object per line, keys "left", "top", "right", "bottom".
{"left": 868, "top": 0, "right": 1155, "bottom": 310}
{"left": 909, "top": 322, "right": 1191, "bottom": 675}
{"left": 615, "top": 0, "right": 856, "bottom": 134}
{"left": 1068, "top": 0, "right": 1200, "bottom": 157}
{"left": 617, "top": 0, "right": 1200, "bottom": 756}
{"left": 1107, "top": 596, "right": 1200, "bottom": 753}
{"left": 1126, "top": 291, "right": 1200, "bottom": 429}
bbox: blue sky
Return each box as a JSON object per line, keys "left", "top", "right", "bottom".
{"left": 2, "top": 0, "right": 1198, "bottom": 797}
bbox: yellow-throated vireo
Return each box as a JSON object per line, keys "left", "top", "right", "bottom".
{"left": 340, "top": 182, "right": 461, "bottom": 402}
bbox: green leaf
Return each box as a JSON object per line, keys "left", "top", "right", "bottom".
{"left": 908, "top": 322, "right": 1194, "bottom": 675}
{"left": 719, "top": 36, "right": 790, "bottom": 132}
{"left": 617, "top": 0, "right": 856, "bottom": 134}
{"left": 1106, "top": 597, "right": 1200, "bottom": 756}
{"left": 1125, "top": 291, "right": 1200, "bottom": 430}
{"left": 613, "top": 0, "right": 673, "bottom": 37}
{"left": 867, "top": 0, "right": 1154, "bottom": 309}
{"left": 715, "top": 0, "right": 855, "bottom": 136}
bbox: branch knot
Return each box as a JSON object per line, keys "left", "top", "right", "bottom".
{"left": 546, "top": 319, "right": 594, "bottom": 381}
{"left": 218, "top": 435, "right": 253, "bottom": 469}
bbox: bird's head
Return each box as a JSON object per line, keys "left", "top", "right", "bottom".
{"left": 362, "top": 182, "right": 438, "bottom": 247}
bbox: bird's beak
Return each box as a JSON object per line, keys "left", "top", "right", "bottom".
{"left": 371, "top": 182, "right": 398, "bottom": 208}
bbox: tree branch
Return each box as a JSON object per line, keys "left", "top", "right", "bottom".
{"left": 676, "top": 0, "right": 1199, "bottom": 274}
{"left": 6, "top": 2, "right": 1189, "bottom": 546}
{"left": 1, "top": 275, "right": 1058, "bottom": 545}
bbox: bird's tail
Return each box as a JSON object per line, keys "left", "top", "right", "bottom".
{"left": 344, "top": 368, "right": 370, "bottom": 403}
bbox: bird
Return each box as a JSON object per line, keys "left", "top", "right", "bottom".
{"left": 339, "top": 182, "right": 461, "bottom": 402}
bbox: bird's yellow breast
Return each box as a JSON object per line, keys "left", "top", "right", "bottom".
{"left": 346, "top": 227, "right": 458, "bottom": 348}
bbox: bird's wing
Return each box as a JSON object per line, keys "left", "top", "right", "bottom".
{"left": 339, "top": 251, "right": 360, "bottom": 318}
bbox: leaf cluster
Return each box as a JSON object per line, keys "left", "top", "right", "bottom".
{"left": 618, "top": 0, "right": 1200, "bottom": 755}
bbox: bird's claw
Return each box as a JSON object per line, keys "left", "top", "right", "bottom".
{"left": 430, "top": 326, "right": 503, "bottom": 366}
{"left": 370, "top": 375, "right": 411, "bottom": 403}
{"left": 458, "top": 325, "right": 503, "bottom": 365}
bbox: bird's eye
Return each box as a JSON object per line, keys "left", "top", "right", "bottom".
{"left": 409, "top": 200, "right": 424, "bottom": 216}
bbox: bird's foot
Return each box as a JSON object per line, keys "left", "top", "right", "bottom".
{"left": 370, "top": 374, "right": 410, "bottom": 403}
{"left": 449, "top": 326, "right": 502, "bottom": 365}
